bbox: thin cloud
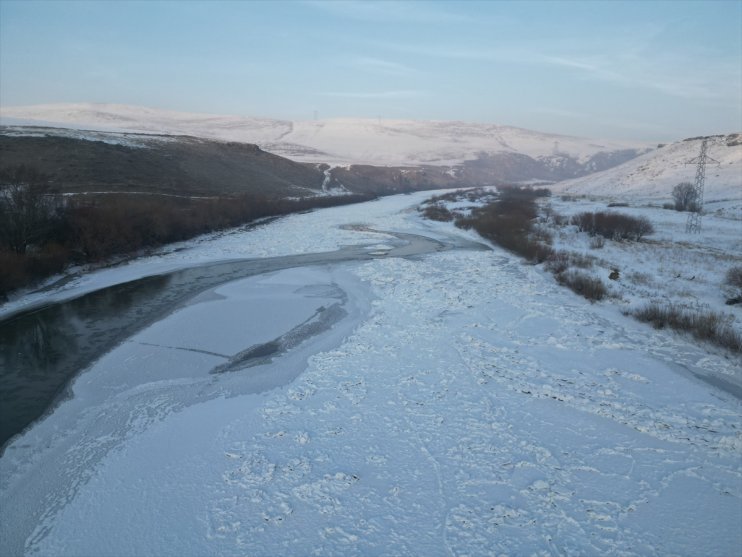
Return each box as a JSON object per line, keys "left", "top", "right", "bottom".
{"left": 319, "top": 90, "right": 426, "bottom": 100}
{"left": 304, "top": 0, "right": 473, "bottom": 24}
{"left": 370, "top": 35, "right": 739, "bottom": 105}
{"left": 541, "top": 52, "right": 739, "bottom": 104}
{"left": 533, "top": 106, "right": 666, "bottom": 133}
{"left": 351, "top": 57, "right": 418, "bottom": 76}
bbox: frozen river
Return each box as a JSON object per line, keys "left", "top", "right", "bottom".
{"left": 0, "top": 228, "right": 457, "bottom": 448}
{"left": 0, "top": 191, "right": 740, "bottom": 556}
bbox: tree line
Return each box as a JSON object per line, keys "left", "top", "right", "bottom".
{"left": 0, "top": 164, "right": 372, "bottom": 298}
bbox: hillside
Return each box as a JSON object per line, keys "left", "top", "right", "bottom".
{"left": 0, "top": 128, "right": 328, "bottom": 197}
{"left": 551, "top": 134, "right": 742, "bottom": 206}
{"left": 0, "top": 126, "right": 517, "bottom": 197}
{"left": 1, "top": 103, "right": 649, "bottom": 183}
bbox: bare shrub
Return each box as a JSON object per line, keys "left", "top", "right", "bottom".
{"left": 724, "top": 266, "right": 742, "bottom": 305}
{"left": 544, "top": 252, "right": 571, "bottom": 275}
{"left": 530, "top": 225, "right": 553, "bottom": 245}
{"left": 571, "top": 211, "right": 594, "bottom": 233}
{"left": 632, "top": 303, "right": 741, "bottom": 353}
{"left": 421, "top": 204, "right": 454, "bottom": 222}
{"left": 589, "top": 236, "right": 605, "bottom": 249}
{"left": 569, "top": 253, "right": 594, "bottom": 268}
{"left": 454, "top": 186, "right": 553, "bottom": 263}
{"left": 725, "top": 266, "right": 742, "bottom": 291}
{"left": 672, "top": 182, "right": 698, "bottom": 212}
{"left": 0, "top": 166, "right": 60, "bottom": 255}
{"left": 555, "top": 270, "right": 607, "bottom": 302}
{"left": 545, "top": 251, "right": 594, "bottom": 275}
{"left": 571, "top": 211, "right": 654, "bottom": 241}
{"left": 0, "top": 190, "right": 375, "bottom": 296}
{"left": 0, "top": 250, "right": 26, "bottom": 299}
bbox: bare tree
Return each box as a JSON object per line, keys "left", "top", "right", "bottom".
{"left": 0, "top": 165, "right": 56, "bottom": 254}
{"left": 672, "top": 182, "right": 698, "bottom": 212}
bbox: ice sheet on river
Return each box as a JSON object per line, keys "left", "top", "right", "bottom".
{"left": 0, "top": 192, "right": 740, "bottom": 556}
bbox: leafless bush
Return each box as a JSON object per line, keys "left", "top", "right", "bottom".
{"left": 555, "top": 270, "right": 607, "bottom": 302}
{"left": 530, "top": 225, "right": 553, "bottom": 245}
{"left": 725, "top": 266, "right": 742, "bottom": 291}
{"left": 421, "top": 204, "right": 454, "bottom": 222}
{"left": 589, "top": 236, "right": 605, "bottom": 249}
{"left": 427, "top": 191, "right": 463, "bottom": 204}
{"left": 544, "top": 251, "right": 594, "bottom": 275}
{"left": 632, "top": 303, "right": 741, "bottom": 353}
{"left": 672, "top": 182, "right": 699, "bottom": 212}
{"left": 455, "top": 187, "right": 553, "bottom": 263}
{"left": 572, "top": 211, "right": 654, "bottom": 241}
{"left": 0, "top": 250, "right": 25, "bottom": 298}
{"left": 0, "top": 186, "right": 375, "bottom": 297}
{"left": 724, "top": 266, "right": 742, "bottom": 305}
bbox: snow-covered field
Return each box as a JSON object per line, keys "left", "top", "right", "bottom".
{"left": 544, "top": 196, "right": 742, "bottom": 325}
{"left": 551, "top": 135, "right": 742, "bottom": 205}
{"left": 1, "top": 191, "right": 740, "bottom": 556}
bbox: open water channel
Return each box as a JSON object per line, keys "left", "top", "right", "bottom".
{"left": 0, "top": 230, "right": 485, "bottom": 449}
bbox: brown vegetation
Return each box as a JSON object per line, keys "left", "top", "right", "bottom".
{"left": 571, "top": 211, "right": 654, "bottom": 241}
{"left": 632, "top": 303, "right": 741, "bottom": 353}
{"left": 456, "top": 186, "right": 553, "bottom": 263}
{"left": 554, "top": 270, "right": 607, "bottom": 302}
{"left": 0, "top": 180, "right": 373, "bottom": 298}
{"left": 724, "top": 265, "right": 742, "bottom": 305}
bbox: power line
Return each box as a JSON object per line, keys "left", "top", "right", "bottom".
{"left": 684, "top": 138, "right": 719, "bottom": 234}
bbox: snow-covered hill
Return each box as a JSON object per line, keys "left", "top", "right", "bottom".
{"left": 0, "top": 103, "right": 646, "bottom": 168}
{"left": 551, "top": 135, "right": 742, "bottom": 203}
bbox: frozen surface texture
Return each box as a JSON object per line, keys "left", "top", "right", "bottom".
{"left": 0, "top": 192, "right": 740, "bottom": 556}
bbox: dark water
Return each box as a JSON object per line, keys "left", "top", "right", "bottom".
{"left": 0, "top": 231, "right": 475, "bottom": 449}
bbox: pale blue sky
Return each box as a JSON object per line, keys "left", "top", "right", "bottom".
{"left": 1, "top": 0, "right": 740, "bottom": 141}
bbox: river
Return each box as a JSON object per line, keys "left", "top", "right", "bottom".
{"left": 0, "top": 229, "right": 484, "bottom": 449}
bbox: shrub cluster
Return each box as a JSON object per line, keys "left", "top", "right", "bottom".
{"left": 672, "top": 182, "right": 699, "bottom": 212}
{"left": 421, "top": 204, "right": 454, "bottom": 222}
{"left": 455, "top": 186, "right": 554, "bottom": 263}
{"left": 724, "top": 265, "right": 742, "bottom": 305}
{"left": 554, "top": 270, "right": 607, "bottom": 302}
{"left": 0, "top": 189, "right": 373, "bottom": 298}
{"left": 543, "top": 251, "right": 594, "bottom": 275}
{"left": 419, "top": 186, "right": 612, "bottom": 303}
{"left": 725, "top": 266, "right": 742, "bottom": 292}
{"left": 632, "top": 303, "right": 741, "bottom": 353}
{"left": 571, "top": 211, "right": 654, "bottom": 241}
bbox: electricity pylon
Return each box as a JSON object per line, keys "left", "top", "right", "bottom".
{"left": 685, "top": 138, "right": 718, "bottom": 234}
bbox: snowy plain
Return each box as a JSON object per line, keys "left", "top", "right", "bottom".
{"left": 0, "top": 191, "right": 740, "bottom": 556}
{"left": 551, "top": 135, "right": 742, "bottom": 207}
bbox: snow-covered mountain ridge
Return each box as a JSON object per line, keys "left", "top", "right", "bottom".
{"left": 551, "top": 134, "right": 742, "bottom": 204}
{"left": 1, "top": 103, "right": 647, "bottom": 169}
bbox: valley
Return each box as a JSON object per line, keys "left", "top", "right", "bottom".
{"left": 0, "top": 190, "right": 740, "bottom": 556}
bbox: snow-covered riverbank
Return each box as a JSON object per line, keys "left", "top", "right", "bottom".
{"left": 1, "top": 191, "right": 740, "bottom": 556}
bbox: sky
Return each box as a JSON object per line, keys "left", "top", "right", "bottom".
{"left": 0, "top": 0, "right": 740, "bottom": 142}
